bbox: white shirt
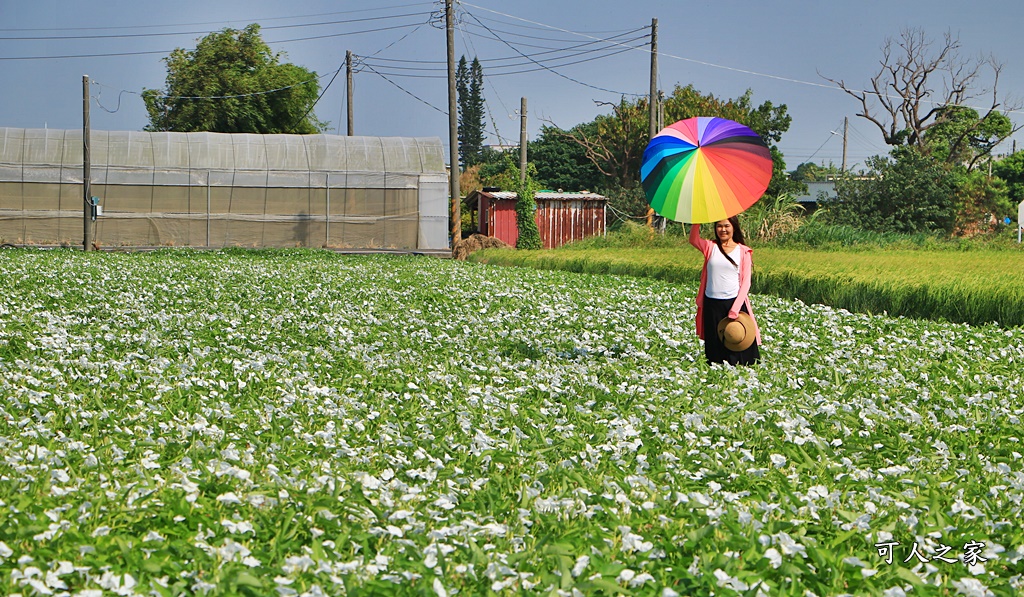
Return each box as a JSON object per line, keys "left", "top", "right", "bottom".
{"left": 705, "top": 244, "right": 741, "bottom": 299}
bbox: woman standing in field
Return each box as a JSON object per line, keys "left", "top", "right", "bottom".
{"left": 689, "top": 217, "right": 761, "bottom": 365}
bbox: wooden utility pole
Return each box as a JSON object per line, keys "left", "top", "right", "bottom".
{"left": 649, "top": 18, "right": 658, "bottom": 140}
{"left": 83, "top": 75, "right": 92, "bottom": 252}
{"left": 446, "top": 0, "right": 461, "bottom": 246}
{"left": 519, "top": 97, "right": 528, "bottom": 183}
{"left": 841, "top": 117, "right": 848, "bottom": 172}
{"left": 346, "top": 51, "right": 354, "bottom": 136}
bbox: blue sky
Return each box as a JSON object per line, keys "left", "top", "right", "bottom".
{"left": 1, "top": 0, "right": 1021, "bottom": 171}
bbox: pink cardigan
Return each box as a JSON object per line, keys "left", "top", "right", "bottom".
{"left": 689, "top": 224, "right": 761, "bottom": 344}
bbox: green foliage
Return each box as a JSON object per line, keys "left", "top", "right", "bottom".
{"left": 602, "top": 184, "right": 651, "bottom": 226}
{"left": 529, "top": 123, "right": 606, "bottom": 192}
{"left": 924, "top": 105, "right": 1014, "bottom": 168}
{"left": 742, "top": 193, "right": 806, "bottom": 241}
{"left": 456, "top": 56, "right": 487, "bottom": 168}
{"left": 790, "top": 162, "right": 841, "bottom": 183}
{"left": 142, "top": 24, "right": 325, "bottom": 134}
{"left": 510, "top": 160, "right": 543, "bottom": 250}
{"left": 955, "top": 169, "right": 1014, "bottom": 234}
{"left": 826, "top": 146, "right": 963, "bottom": 234}
{"left": 993, "top": 150, "right": 1024, "bottom": 205}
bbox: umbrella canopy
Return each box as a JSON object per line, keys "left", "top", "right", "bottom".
{"left": 641, "top": 117, "right": 772, "bottom": 224}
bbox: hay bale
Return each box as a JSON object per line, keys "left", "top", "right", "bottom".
{"left": 452, "top": 233, "right": 512, "bottom": 260}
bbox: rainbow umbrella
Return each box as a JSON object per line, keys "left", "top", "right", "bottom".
{"left": 641, "top": 117, "right": 772, "bottom": 223}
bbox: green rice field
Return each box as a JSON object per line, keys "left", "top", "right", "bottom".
{"left": 0, "top": 249, "right": 1022, "bottom": 596}
{"left": 470, "top": 247, "right": 1024, "bottom": 327}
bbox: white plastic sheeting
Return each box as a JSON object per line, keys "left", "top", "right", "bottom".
{"left": 0, "top": 128, "right": 449, "bottom": 249}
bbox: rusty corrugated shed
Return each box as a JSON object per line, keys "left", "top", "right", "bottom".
{"left": 465, "top": 190, "right": 607, "bottom": 249}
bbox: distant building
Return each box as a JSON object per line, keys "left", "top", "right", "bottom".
{"left": 464, "top": 189, "right": 607, "bottom": 249}
{"left": 793, "top": 181, "right": 837, "bottom": 213}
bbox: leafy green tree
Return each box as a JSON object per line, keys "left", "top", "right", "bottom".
{"left": 143, "top": 24, "right": 325, "bottom": 134}
{"left": 827, "top": 146, "right": 963, "bottom": 234}
{"left": 528, "top": 122, "right": 606, "bottom": 192}
{"left": 456, "top": 56, "right": 486, "bottom": 168}
{"left": 955, "top": 169, "right": 1012, "bottom": 233}
{"left": 924, "top": 106, "right": 1013, "bottom": 169}
{"left": 993, "top": 151, "right": 1024, "bottom": 206}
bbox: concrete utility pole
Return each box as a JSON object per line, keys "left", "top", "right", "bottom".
{"left": 83, "top": 75, "right": 92, "bottom": 252}
{"left": 646, "top": 19, "right": 661, "bottom": 231}
{"left": 519, "top": 97, "right": 527, "bottom": 183}
{"left": 649, "top": 18, "right": 658, "bottom": 140}
{"left": 346, "top": 51, "right": 354, "bottom": 136}
{"left": 446, "top": 0, "right": 461, "bottom": 246}
{"left": 842, "top": 117, "right": 848, "bottom": 172}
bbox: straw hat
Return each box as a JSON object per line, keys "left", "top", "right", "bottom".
{"left": 717, "top": 312, "right": 756, "bottom": 352}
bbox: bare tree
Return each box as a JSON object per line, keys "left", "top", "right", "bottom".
{"left": 822, "top": 27, "right": 1018, "bottom": 161}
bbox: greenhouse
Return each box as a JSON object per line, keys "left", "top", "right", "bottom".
{"left": 0, "top": 128, "right": 449, "bottom": 250}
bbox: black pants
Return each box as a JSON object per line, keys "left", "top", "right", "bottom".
{"left": 703, "top": 295, "right": 760, "bottom": 366}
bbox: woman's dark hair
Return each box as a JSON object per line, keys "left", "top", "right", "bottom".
{"left": 714, "top": 216, "right": 745, "bottom": 265}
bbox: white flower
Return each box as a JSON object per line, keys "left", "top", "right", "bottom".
{"left": 616, "top": 569, "right": 636, "bottom": 584}
{"left": 432, "top": 578, "right": 447, "bottom": 597}
{"left": 713, "top": 569, "right": 749, "bottom": 592}
{"left": 571, "top": 555, "right": 589, "bottom": 578}
{"left": 952, "top": 577, "right": 994, "bottom": 597}
{"left": 775, "top": 532, "right": 806, "bottom": 556}
{"left": 629, "top": 572, "right": 655, "bottom": 588}
{"left": 619, "top": 526, "right": 654, "bottom": 553}
{"left": 143, "top": 530, "right": 165, "bottom": 543}
{"left": 764, "top": 548, "right": 782, "bottom": 569}
{"left": 769, "top": 454, "right": 787, "bottom": 468}
{"left": 217, "top": 492, "right": 242, "bottom": 505}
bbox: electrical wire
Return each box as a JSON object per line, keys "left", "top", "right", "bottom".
{"left": 0, "top": 2, "right": 433, "bottom": 33}
{"left": 0, "top": 11, "right": 431, "bottom": 40}
{"left": 288, "top": 60, "right": 346, "bottom": 130}
{"left": 359, "top": 32, "right": 651, "bottom": 73}
{"left": 460, "top": 9, "right": 644, "bottom": 97}
{"left": 0, "top": 22, "right": 426, "bottom": 61}
{"left": 359, "top": 62, "right": 447, "bottom": 116}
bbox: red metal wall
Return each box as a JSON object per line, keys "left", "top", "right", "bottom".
{"left": 536, "top": 199, "right": 606, "bottom": 249}
{"left": 488, "top": 199, "right": 519, "bottom": 247}
{"left": 483, "top": 196, "right": 605, "bottom": 249}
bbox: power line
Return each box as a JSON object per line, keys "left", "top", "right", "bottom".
{"left": 460, "top": 9, "right": 644, "bottom": 98}
{"left": 92, "top": 67, "right": 335, "bottom": 101}
{"left": 360, "top": 43, "right": 644, "bottom": 79}
{"left": 359, "top": 62, "right": 447, "bottom": 116}
{"left": 0, "top": 12, "right": 431, "bottom": 41}
{"left": 359, "top": 31, "right": 650, "bottom": 72}
{"left": 454, "top": 9, "right": 511, "bottom": 147}
{"left": 0, "top": 22, "right": 426, "bottom": 61}
{"left": 289, "top": 59, "right": 346, "bottom": 131}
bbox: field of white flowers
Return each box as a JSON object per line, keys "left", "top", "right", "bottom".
{"left": 0, "top": 249, "right": 1022, "bottom": 597}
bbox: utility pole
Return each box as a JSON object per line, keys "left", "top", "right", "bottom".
{"left": 446, "top": 0, "right": 460, "bottom": 246}
{"left": 841, "top": 117, "right": 848, "bottom": 172}
{"left": 649, "top": 18, "right": 658, "bottom": 140}
{"left": 346, "top": 51, "right": 354, "bottom": 136}
{"left": 519, "top": 97, "right": 527, "bottom": 183}
{"left": 646, "top": 18, "right": 659, "bottom": 231}
{"left": 83, "top": 75, "right": 92, "bottom": 252}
